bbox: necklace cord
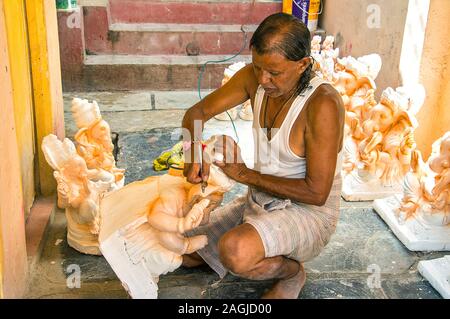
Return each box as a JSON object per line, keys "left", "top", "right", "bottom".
{"left": 262, "top": 90, "right": 298, "bottom": 139}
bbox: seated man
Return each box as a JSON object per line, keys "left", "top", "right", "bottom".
{"left": 181, "top": 13, "right": 345, "bottom": 299}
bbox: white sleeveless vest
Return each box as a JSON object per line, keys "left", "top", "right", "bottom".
{"left": 252, "top": 77, "right": 343, "bottom": 179}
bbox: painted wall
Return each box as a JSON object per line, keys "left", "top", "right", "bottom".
{"left": 320, "top": 0, "right": 409, "bottom": 95}
{"left": 27, "top": 0, "right": 66, "bottom": 196}
{"left": 415, "top": 0, "right": 450, "bottom": 158}
{"left": 0, "top": 0, "right": 64, "bottom": 298}
{"left": 57, "top": 7, "right": 85, "bottom": 92}
{"left": 3, "top": 0, "right": 36, "bottom": 217}
{"left": 0, "top": 0, "right": 28, "bottom": 298}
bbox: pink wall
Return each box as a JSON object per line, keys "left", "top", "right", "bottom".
{"left": 0, "top": 0, "right": 28, "bottom": 297}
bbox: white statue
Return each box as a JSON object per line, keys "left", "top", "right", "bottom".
{"left": 99, "top": 135, "right": 235, "bottom": 298}
{"left": 41, "top": 98, "right": 125, "bottom": 255}
{"left": 373, "top": 132, "right": 450, "bottom": 251}
{"left": 342, "top": 85, "right": 424, "bottom": 200}
{"left": 319, "top": 36, "right": 339, "bottom": 81}
{"left": 42, "top": 135, "right": 113, "bottom": 255}
{"left": 398, "top": 132, "right": 450, "bottom": 226}
{"left": 214, "top": 62, "right": 253, "bottom": 121}
{"left": 333, "top": 54, "right": 380, "bottom": 112}
{"left": 310, "top": 35, "right": 339, "bottom": 82}
{"left": 322, "top": 35, "right": 336, "bottom": 52}
{"left": 308, "top": 39, "right": 430, "bottom": 202}
{"left": 311, "top": 35, "right": 322, "bottom": 56}
{"left": 72, "top": 98, "right": 125, "bottom": 190}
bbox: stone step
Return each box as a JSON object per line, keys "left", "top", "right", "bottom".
{"left": 80, "top": 0, "right": 281, "bottom": 6}
{"left": 108, "top": 0, "right": 281, "bottom": 25}
{"left": 63, "top": 90, "right": 214, "bottom": 112}
{"left": 84, "top": 54, "right": 252, "bottom": 66}
{"left": 63, "top": 54, "right": 252, "bottom": 91}
{"left": 109, "top": 23, "right": 258, "bottom": 33}
{"left": 86, "top": 21, "right": 256, "bottom": 55}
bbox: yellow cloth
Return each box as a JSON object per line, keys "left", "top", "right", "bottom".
{"left": 153, "top": 142, "right": 184, "bottom": 171}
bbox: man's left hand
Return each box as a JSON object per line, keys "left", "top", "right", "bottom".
{"left": 213, "top": 135, "right": 248, "bottom": 183}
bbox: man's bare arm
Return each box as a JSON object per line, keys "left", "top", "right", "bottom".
{"left": 182, "top": 64, "right": 256, "bottom": 183}
{"left": 237, "top": 90, "right": 344, "bottom": 206}
{"left": 182, "top": 64, "right": 255, "bottom": 128}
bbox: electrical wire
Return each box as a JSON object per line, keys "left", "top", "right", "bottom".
{"left": 197, "top": 0, "right": 257, "bottom": 144}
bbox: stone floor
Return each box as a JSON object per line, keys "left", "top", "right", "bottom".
{"left": 24, "top": 92, "right": 446, "bottom": 299}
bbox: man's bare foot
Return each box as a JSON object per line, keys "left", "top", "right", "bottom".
{"left": 261, "top": 262, "right": 306, "bottom": 299}
{"left": 182, "top": 252, "right": 206, "bottom": 268}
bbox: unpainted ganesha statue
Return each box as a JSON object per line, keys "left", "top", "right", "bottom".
{"left": 98, "top": 135, "right": 236, "bottom": 297}
{"left": 42, "top": 134, "right": 112, "bottom": 255}
{"left": 398, "top": 132, "right": 450, "bottom": 226}
{"left": 71, "top": 98, "right": 125, "bottom": 189}
{"left": 343, "top": 85, "right": 424, "bottom": 187}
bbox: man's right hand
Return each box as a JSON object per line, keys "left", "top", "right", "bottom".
{"left": 183, "top": 144, "right": 210, "bottom": 185}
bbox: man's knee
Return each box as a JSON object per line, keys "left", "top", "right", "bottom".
{"left": 218, "top": 230, "right": 254, "bottom": 274}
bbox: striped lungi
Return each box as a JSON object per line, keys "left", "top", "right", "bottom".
{"left": 186, "top": 174, "right": 342, "bottom": 279}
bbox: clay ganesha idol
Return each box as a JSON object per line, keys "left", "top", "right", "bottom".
{"left": 310, "top": 36, "right": 382, "bottom": 143}
{"left": 333, "top": 53, "right": 381, "bottom": 128}
{"left": 397, "top": 132, "right": 450, "bottom": 226}
{"left": 309, "top": 36, "right": 427, "bottom": 201}
{"left": 41, "top": 98, "right": 125, "bottom": 255}
{"left": 341, "top": 85, "right": 425, "bottom": 200}
{"left": 373, "top": 132, "right": 450, "bottom": 251}
{"left": 311, "top": 35, "right": 340, "bottom": 82}
{"left": 99, "top": 135, "right": 236, "bottom": 298}
{"left": 42, "top": 135, "right": 112, "bottom": 255}
{"left": 71, "top": 98, "right": 124, "bottom": 189}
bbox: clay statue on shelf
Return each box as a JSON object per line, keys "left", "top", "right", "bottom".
{"left": 373, "top": 131, "right": 450, "bottom": 251}
{"left": 214, "top": 61, "right": 253, "bottom": 121}
{"left": 322, "top": 35, "right": 336, "bottom": 52}
{"left": 42, "top": 135, "right": 113, "bottom": 255}
{"left": 341, "top": 84, "right": 425, "bottom": 200}
{"left": 99, "top": 135, "right": 236, "bottom": 298}
{"left": 309, "top": 36, "right": 381, "bottom": 140}
{"left": 358, "top": 88, "right": 418, "bottom": 182}
{"left": 311, "top": 35, "right": 322, "bottom": 55}
{"left": 311, "top": 35, "right": 339, "bottom": 82}
{"left": 333, "top": 54, "right": 381, "bottom": 114}
{"left": 41, "top": 98, "right": 126, "bottom": 255}
{"left": 319, "top": 35, "right": 339, "bottom": 82}
{"left": 72, "top": 98, "right": 125, "bottom": 190}
{"left": 309, "top": 36, "right": 431, "bottom": 202}
{"left": 398, "top": 132, "right": 450, "bottom": 226}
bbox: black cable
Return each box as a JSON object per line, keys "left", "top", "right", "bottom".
{"left": 196, "top": 0, "right": 257, "bottom": 144}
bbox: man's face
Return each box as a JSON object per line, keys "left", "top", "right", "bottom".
{"left": 251, "top": 48, "right": 308, "bottom": 98}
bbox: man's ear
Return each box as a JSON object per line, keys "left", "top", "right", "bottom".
{"left": 297, "top": 56, "right": 311, "bottom": 73}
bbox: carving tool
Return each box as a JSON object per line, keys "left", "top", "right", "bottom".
{"left": 197, "top": 142, "right": 208, "bottom": 193}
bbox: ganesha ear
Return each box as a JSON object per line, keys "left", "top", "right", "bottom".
{"left": 356, "top": 76, "right": 376, "bottom": 90}
{"left": 394, "top": 110, "right": 418, "bottom": 129}
{"left": 396, "top": 84, "right": 425, "bottom": 115}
